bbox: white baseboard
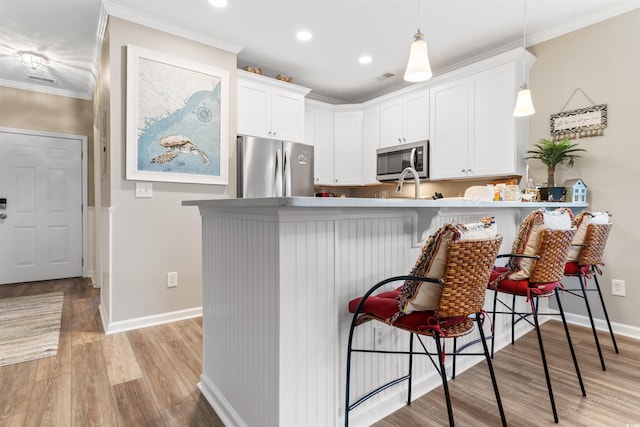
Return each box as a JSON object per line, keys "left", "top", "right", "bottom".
{"left": 87, "top": 270, "right": 99, "bottom": 288}
{"left": 103, "top": 306, "right": 202, "bottom": 335}
{"left": 198, "top": 374, "right": 247, "bottom": 427}
{"left": 547, "top": 309, "right": 640, "bottom": 340}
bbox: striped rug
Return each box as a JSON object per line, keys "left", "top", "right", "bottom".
{"left": 0, "top": 292, "right": 64, "bottom": 367}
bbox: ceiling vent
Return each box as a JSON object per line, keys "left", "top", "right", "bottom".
{"left": 375, "top": 72, "right": 395, "bottom": 81}
{"left": 27, "top": 75, "right": 56, "bottom": 84}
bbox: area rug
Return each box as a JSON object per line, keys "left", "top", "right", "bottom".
{"left": 0, "top": 292, "right": 64, "bottom": 367}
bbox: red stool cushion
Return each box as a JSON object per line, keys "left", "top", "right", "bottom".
{"left": 564, "top": 262, "right": 592, "bottom": 276}
{"left": 348, "top": 287, "right": 466, "bottom": 331}
{"left": 489, "top": 266, "right": 558, "bottom": 296}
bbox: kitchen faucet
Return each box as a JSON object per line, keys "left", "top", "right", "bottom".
{"left": 395, "top": 167, "right": 421, "bottom": 199}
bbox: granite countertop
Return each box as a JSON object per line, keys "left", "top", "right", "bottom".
{"left": 183, "top": 196, "right": 587, "bottom": 209}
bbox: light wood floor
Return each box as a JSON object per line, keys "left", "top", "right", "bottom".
{"left": 375, "top": 312, "right": 640, "bottom": 426}
{"left": 0, "top": 278, "right": 223, "bottom": 427}
{"left": 1, "top": 278, "right": 639, "bottom": 426}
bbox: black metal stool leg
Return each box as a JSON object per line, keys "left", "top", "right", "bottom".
{"left": 491, "top": 290, "right": 499, "bottom": 358}
{"left": 477, "top": 313, "right": 507, "bottom": 427}
{"left": 592, "top": 273, "right": 619, "bottom": 353}
{"left": 434, "top": 333, "right": 454, "bottom": 426}
{"left": 532, "top": 297, "right": 559, "bottom": 423}
{"left": 577, "top": 272, "right": 606, "bottom": 370}
{"left": 555, "top": 291, "right": 587, "bottom": 396}
{"left": 452, "top": 336, "right": 458, "bottom": 379}
{"left": 511, "top": 293, "right": 516, "bottom": 345}
{"left": 408, "top": 333, "right": 414, "bottom": 405}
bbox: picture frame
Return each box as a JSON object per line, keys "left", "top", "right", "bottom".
{"left": 126, "top": 44, "right": 229, "bottom": 185}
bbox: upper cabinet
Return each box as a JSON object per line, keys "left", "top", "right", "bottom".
{"left": 362, "top": 106, "right": 381, "bottom": 184}
{"left": 379, "top": 89, "right": 429, "bottom": 147}
{"left": 430, "top": 49, "right": 533, "bottom": 180}
{"left": 237, "top": 70, "right": 311, "bottom": 142}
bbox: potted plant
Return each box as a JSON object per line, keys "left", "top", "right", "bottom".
{"left": 525, "top": 137, "right": 586, "bottom": 201}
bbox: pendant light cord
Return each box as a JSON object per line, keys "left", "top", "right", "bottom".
{"left": 521, "top": 0, "right": 527, "bottom": 84}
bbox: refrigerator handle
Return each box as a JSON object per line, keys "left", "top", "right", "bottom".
{"left": 275, "top": 147, "right": 283, "bottom": 197}
{"left": 283, "top": 149, "right": 291, "bottom": 196}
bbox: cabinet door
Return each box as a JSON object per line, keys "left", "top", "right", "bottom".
{"left": 429, "top": 79, "right": 470, "bottom": 180}
{"left": 362, "top": 106, "right": 380, "bottom": 184}
{"left": 271, "top": 88, "right": 305, "bottom": 142}
{"left": 333, "top": 111, "right": 363, "bottom": 185}
{"left": 313, "top": 109, "right": 334, "bottom": 185}
{"left": 403, "top": 89, "right": 429, "bottom": 143}
{"left": 469, "top": 63, "right": 518, "bottom": 177}
{"left": 237, "top": 80, "right": 270, "bottom": 138}
{"left": 379, "top": 97, "right": 404, "bottom": 147}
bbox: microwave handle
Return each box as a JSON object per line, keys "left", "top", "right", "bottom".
{"left": 409, "top": 148, "right": 417, "bottom": 170}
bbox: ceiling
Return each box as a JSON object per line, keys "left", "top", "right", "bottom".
{"left": 1, "top": 0, "right": 639, "bottom": 103}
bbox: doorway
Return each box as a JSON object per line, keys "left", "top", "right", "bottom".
{"left": 0, "top": 128, "right": 86, "bottom": 285}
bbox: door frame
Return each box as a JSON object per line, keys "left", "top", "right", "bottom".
{"left": 0, "top": 127, "right": 88, "bottom": 280}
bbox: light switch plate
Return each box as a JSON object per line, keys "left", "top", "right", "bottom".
{"left": 135, "top": 182, "right": 153, "bottom": 198}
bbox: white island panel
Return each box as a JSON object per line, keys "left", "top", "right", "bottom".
{"left": 187, "top": 198, "right": 587, "bottom": 427}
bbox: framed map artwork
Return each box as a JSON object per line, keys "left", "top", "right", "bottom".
{"left": 126, "top": 45, "right": 229, "bottom": 184}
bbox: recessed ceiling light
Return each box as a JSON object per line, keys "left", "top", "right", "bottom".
{"left": 296, "top": 31, "right": 312, "bottom": 41}
{"left": 358, "top": 56, "right": 372, "bottom": 64}
{"left": 209, "top": 0, "right": 228, "bottom": 7}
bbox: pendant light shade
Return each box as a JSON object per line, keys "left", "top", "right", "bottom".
{"left": 404, "top": 32, "right": 433, "bottom": 82}
{"left": 513, "top": 0, "right": 534, "bottom": 117}
{"left": 513, "top": 83, "right": 535, "bottom": 117}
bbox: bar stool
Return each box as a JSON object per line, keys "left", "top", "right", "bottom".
{"left": 488, "top": 227, "right": 586, "bottom": 423}
{"left": 563, "top": 219, "right": 617, "bottom": 371}
{"left": 345, "top": 232, "right": 505, "bottom": 427}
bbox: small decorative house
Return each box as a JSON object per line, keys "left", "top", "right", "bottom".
{"left": 564, "top": 178, "right": 587, "bottom": 203}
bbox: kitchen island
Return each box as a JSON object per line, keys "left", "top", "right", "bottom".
{"left": 183, "top": 197, "right": 586, "bottom": 427}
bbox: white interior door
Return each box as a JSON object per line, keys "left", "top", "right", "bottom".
{"left": 0, "top": 129, "right": 85, "bottom": 285}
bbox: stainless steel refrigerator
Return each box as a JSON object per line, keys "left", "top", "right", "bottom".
{"left": 237, "top": 135, "right": 314, "bottom": 198}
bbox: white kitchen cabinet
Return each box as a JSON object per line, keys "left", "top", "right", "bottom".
{"left": 429, "top": 79, "right": 470, "bottom": 179}
{"left": 311, "top": 108, "right": 335, "bottom": 185}
{"left": 430, "top": 55, "right": 528, "bottom": 180}
{"left": 333, "top": 110, "right": 363, "bottom": 185}
{"left": 362, "top": 106, "right": 380, "bottom": 184}
{"left": 379, "top": 89, "right": 429, "bottom": 147}
{"left": 237, "top": 70, "right": 310, "bottom": 142}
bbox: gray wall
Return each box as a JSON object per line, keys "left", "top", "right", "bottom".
{"left": 529, "top": 9, "right": 640, "bottom": 328}
{"left": 104, "top": 17, "right": 237, "bottom": 324}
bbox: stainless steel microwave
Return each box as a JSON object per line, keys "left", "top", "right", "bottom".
{"left": 376, "top": 140, "right": 429, "bottom": 181}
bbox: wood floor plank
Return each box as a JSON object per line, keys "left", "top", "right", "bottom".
{"left": 0, "top": 360, "right": 38, "bottom": 419}
{"left": 160, "top": 397, "right": 218, "bottom": 427}
{"left": 111, "top": 378, "right": 164, "bottom": 426}
{"left": 71, "top": 340, "right": 118, "bottom": 427}
{"left": 70, "top": 296, "right": 100, "bottom": 347}
{"left": 126, "top": 328, "right": 192, "bottom": 412}
{"left": 24, "top": 373, "right": 71, "bottom": 427}
{"left": 101, "top": 332, "right": 143, "bottom": 386}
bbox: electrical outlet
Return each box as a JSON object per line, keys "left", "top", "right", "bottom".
{"left": 167, "top": 272, "right": 178, "bottom": 288}
{"left": 611, "top": 279, "right": 625, "bottom": 297}
{"left": 373, "top": 326, "right": 385, "bottom": 350}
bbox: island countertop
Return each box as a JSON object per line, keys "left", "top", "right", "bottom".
{"left": 183, "top": 195, "right": 586, "bottom": 210}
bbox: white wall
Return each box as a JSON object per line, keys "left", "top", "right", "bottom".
{"left": 529, "top": 9, "right": 640, "bottom": 329}
{"left": 103, "top": 17, "right": 237, "bottom": 327}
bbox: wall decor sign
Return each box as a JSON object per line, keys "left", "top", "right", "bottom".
{"left": 126, "top": 45, "right": 229, "bottom": 184}
{"left": 550, "top": 88, "right": 607, "bottom": 141}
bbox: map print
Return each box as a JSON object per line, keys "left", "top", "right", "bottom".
{"left": 136, "top": 57, "right": 221, "bottom": 176}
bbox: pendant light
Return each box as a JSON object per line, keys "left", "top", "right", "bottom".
{"left": 513, "top": 0, "right": 535, "bottom": 117}
{"left": 403, "top": 0, "right": 433, "bottom": 82}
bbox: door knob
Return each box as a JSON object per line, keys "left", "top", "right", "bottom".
{"left": 0, "top": 213, "right": 7, "bottom": 220}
